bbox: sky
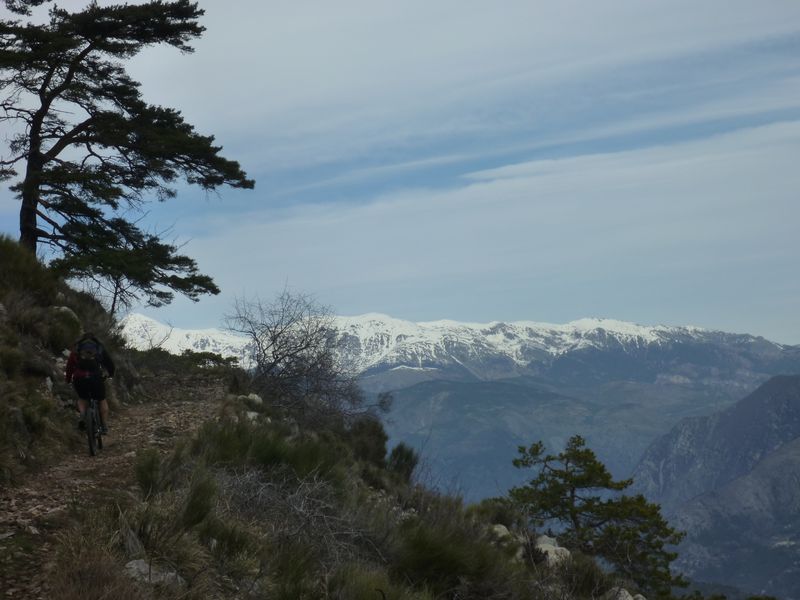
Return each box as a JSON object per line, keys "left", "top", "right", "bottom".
{"left": 1, "top": 1, "right": 800, "bottom": 343}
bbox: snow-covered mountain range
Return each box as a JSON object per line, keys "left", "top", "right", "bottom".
{"left": 122, "top": 311, "right": 715, "bottom": 372}
{"left": 121, "top": 313, "right": 251, "bottom": 363}
{"left": 335, "top": 313, "right": 706, "bottom": 369}
{"left": 121, "top": 311, "right": 795, "bottom": 392}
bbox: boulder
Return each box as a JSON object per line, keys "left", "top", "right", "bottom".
{"left": 536, "top": 542, "right": 570, "bottom": 565}
{"left": 535, "top": 534, "right": 557, "bottom": 547}
{"left": 534, "top": 535, "right": 571, "bottom": 566}
{"left": 602, "top": 588, "right": 636, "bottom": 600}
{"left": 488, "top": 524, "right": 525, "bottom": 561}
{"left": 247, "top": 393, "right": 263, "bottom": 405}
{"left": 49, "top": 306, "right": 82, "bottom": 343}
{"left": 125, "top": 559, "right": 186, "bottom": 588}
{"left": 490, "top": 524, "right": 512, "bottom": 540}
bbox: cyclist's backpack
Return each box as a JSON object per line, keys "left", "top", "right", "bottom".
{"left": 76, "top": 339, "right": 102, "bottom": 371}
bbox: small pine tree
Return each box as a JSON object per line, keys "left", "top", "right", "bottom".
{"left": 509, "top": 435, "right": 686, "bottom": 597}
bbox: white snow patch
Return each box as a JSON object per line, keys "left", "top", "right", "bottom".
{"left": 122, "top": 312, "right": 712, "bottom": 374}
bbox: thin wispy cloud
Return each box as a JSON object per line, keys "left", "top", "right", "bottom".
{"left": 148, "top": 120, "right": 800, "bottom": 343}
{"left": 1, "top": 1, "right": 798, "bottom": 343}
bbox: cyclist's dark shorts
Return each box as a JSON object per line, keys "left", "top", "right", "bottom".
{"left": 73, "top": 376, "right": 106, "bottom": 401}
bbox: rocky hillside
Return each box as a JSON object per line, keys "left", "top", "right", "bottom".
{"left": 627, "top": 375, "right": 800, "bottom": 598}
{"left": 3, "top": 237, "right": 685, "bottom": 600}
{"left": 673, "top": 436, "right": 800, "bottom": 599}
{"left": 630, "top": 375, "right": 800, "bottom": 513}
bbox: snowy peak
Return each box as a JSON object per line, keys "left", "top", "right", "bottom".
{"left": 120, "top": 313, "right": 251, "bottom": 363}
{"left": 120, "top": 311, "right": 797, "bottom": 391}
{"left": 333, "top": 313, "right": 706, "bottom": 372}
{"left": 121, "top": 312, "right": 719, "bottom": 376}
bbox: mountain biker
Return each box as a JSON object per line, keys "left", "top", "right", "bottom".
{"left": 65, "top": 332, "right": 116, "bottom": 434}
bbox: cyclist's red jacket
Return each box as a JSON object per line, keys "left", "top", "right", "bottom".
{"left": 65, "top": 338, "right": 116, "bottom": 383}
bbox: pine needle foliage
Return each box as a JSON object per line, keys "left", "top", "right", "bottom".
{"left": 0, "top": 0, "right": 254, "bottom": 312}
{"left": 509, "top": 434, "right": 686, "bottom": 597}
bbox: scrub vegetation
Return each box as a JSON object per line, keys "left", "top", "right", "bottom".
{"left": 0, "top": 2, "right": 761, "bottom": 598}
{"left": 1, "top": 234, "right": 738, "bottom": 599}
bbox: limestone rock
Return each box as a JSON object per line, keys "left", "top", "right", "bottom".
{"left": 125, "top": 559, "right": 186, "bottom": 588}
{"left": 535, "top": 534, "right": 557, "bottom": 546}
{"left": 490, "top": 524, "right": 512, "bottom": 541}
{"left": 534, "top": 534, "right": 571, "bottom": 566}
{"left": 50, "top": 306, "right": 82, "bottom": 345}
{"left": 602, "top": 588, "right": 636, "bottom": 600}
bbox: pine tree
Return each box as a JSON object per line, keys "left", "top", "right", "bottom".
{"left": 509, "top": 435, "right": 686, "bottom": 597}
{"left": 0, "top": 0, "right": 254, "bottom": 311}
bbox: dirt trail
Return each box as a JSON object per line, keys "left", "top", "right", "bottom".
{"left": 0, "top": 376, "right": 226, "bottom": 599}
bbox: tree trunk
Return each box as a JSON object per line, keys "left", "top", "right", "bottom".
{"left": 19, "top": 111, "right": 45, "bottom": 253}
{"left": 19, "top": 148, "right": 43, "bottom": 252}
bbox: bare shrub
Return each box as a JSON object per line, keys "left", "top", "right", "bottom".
{"left": 217, "top": 468, "right": 377, "bottom": 570}
{"left": 225, "top": 290, "right": 365, "bottom": 426}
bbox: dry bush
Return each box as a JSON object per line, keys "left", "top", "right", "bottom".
{"left": 218, "top": 468, "right": 369, "bottom": 564}
{"left": 51, "top": 511, "right": 150, "bottom": 600}
{"left": 124, "top": 491, "right": 215, "bottom": 597}
{"left": 225, "top": 290, "right": 367, "bottom": 428}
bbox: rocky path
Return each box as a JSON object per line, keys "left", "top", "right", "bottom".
{"left": 0, "top": 376, "right": 225, "bottom": 599}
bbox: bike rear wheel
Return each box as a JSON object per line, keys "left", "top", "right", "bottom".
{"left": 86, "top": 406, "right": 97, "bottom": 456}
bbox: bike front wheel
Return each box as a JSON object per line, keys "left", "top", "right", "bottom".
{"left": 86, "top": 407, "right": 97, "bottom": 456}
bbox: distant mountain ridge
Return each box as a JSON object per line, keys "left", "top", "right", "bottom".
{"left": 121, "top": 312, "right": 795, "bottom": 386}
{"left": 631, "top": 375, "right": 800, "bottom": 513}
{"left": 631, "top": 375, "right": 800, "bottom": 598}
{"left": 122, "top": 311, "right": 713, "bottom": 359}
{"left": 121, "top": 312, "right": 800, "bottom": 494}
{"left": 120, "top": 313, "right": 251, "bottom": 363}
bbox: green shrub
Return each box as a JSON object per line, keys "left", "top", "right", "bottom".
{"left": 4, "top": 293, "right": 49, "bottom": 341}
{"left": 134, "top": 448, "right": 161, "bottom": 498}
{"left": 267, "top": 538, "right": 320, "bottom": 600}
{"left": 467, "top": 497, "right": 522, "bottom": 529}
{"left": 46, "top": 306, "right": 82, "bottom": 353}
{"left": 393, "top": 519, "right": 499, "bottom": 594}
{"left": 199, "top": 515, "right": 257, "bottom": 562}
{"left": 387, "top": 442, "right": 419, "bottom": 482}
{"left": 249, "top": 427, "right": 290, "bottom": 468}
{"left": 192, "top": 418, "right": 252, "bottom": 464}
{"left": 287, "top": 434, "right": 342, "bottom": 477}
{"left": 50, "top": 510, "right": 144, "bottom": 600}
{"left": 0, "top": 346, "right": 24, "bottom": 378}
{"left": 182, "top": 469, "right": 217, "bottom": 528}
{"left": 328, "top": 563, "right": 434, "bottom": 600}
{"left": 20, "top": 393, "right": 53, "bottom": 436}
{"left": 0, "top": 235, "right": 58, "bottom": 305}
{"left": 349, "top": 416, "right": 388, "bottom": 467}
{"left": 129, "top": 492, "right": 213, "bottom": 589}
{"left": 554, "top": 552, "right": 615, "bottom": 598}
